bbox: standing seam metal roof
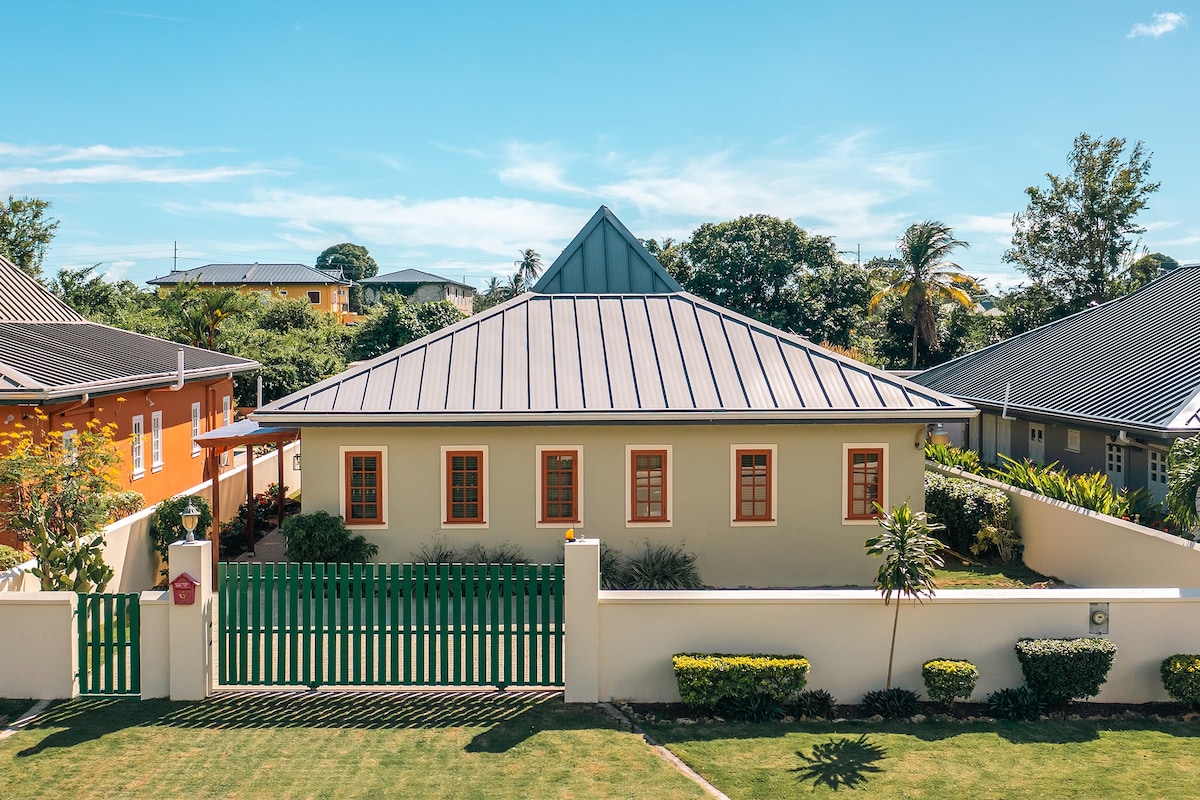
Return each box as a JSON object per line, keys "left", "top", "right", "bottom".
{"left": 148, "top": 263, "right": 352, "bottom": 286}
{"left": 0, "top": 255, "right": 86, "bottom": 322}
{"left": 359, "top": 269, "right": 476, "bottom": 291}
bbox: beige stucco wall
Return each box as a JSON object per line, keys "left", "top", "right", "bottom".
{"left": 298, "top": 423, "right": 929, "bottom": 588}
{"left": 139, "top": 591, "right": 170, "bottom": 698}
{"left": 0, "top": 593, "right": 78, "bottom": 698}
{"left": 928, "top": 463, "right": 1200, "bottom": 588}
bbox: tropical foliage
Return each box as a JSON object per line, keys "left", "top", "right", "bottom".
{"left": 1166, "top": 434, "right": 1200, "bottom": 532}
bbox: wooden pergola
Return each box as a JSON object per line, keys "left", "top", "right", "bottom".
{"left": 193, "top": 419, "right": 300, "bottom": 579}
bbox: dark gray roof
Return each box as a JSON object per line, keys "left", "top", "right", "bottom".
{"left": 256, "top": 292, "right": 972, "bottom": 424}
{"left": 359, "top": 269, "right": 475, "bottom": 291}
{"left": 912, "top": 265, "right": 1200, "bottom": 434}
{"left": 0, "top": 255, "right": 85, "bottom": 323}
{"left": 148, "top": 263, "right": 352, "bottom": 286}
{"left": 532, "top": 206, "right": 683, "bottom": 294}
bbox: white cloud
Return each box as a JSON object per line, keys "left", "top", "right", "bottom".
{"left": 102, "top": 260, "right": 135, "bottom": 282}
{"left": 952, "top": 213, "right": 1014, "bottom": 235}
{"left": 1128, "top": 12, "right": 1188, "bottom": 38}
{"left": 0, "top": 142, "right": 185, "bottom": 161}
{"left": 0, "top": 163, "right": 276, "bottom": 190}
{"left": 495, "top": 143, "right": 582, "bottom": 194}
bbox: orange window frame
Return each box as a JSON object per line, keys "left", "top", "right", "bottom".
{"left": 446, "top": 450, "right": 485, "bottom": 524}
{"left": 540, "top": 449, "right": 579, "bottom": 524}
{"left": 847, "top": 447, "right": 885, "bottom": 520}
{"left": 630, "top": 449, "right": 669, "bottom": 523}
{"left": 734, "top": 449, "right": 773, "bottom": 522}
{"left": 344, "top": 450, "right": 383, "bottom": 525}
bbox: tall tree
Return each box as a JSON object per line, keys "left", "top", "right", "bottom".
{"left": 316, "top": 242, "right": 379, "bottom": 313}
{"left": 514, "top": 249, "right": 543, "bottom": 289}
{"left": 869, "top": 222, "right": 977, "bottom": 368}
{"left": 0, "top": 196, "right": 60, "bottom": 281}
{"left": 641, "top": 237, "right": 690, "bottom": 283}
{"left": 350, "top": 295, "right": 465, "bottom": 361}
{"left": 1004, "top": 133, "right": 1160, "bottom": 307}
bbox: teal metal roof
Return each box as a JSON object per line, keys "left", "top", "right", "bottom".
{"left": 532, "top": 206, "right": 683, "bottom": 295}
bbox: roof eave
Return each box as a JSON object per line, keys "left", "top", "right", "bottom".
{"left": 0, "top": 363, "right": 261, "bottom": 404}
{"left": 963, "top": 398, "right": 1192, "bottom": 439}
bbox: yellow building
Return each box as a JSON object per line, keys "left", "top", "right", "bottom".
{"left": 148, "top": 263, "right": 354, "bottom": 322}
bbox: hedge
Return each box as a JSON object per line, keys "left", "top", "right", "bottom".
{"left": 1015, "top": 637, "right": 1117, "bottom": 704}
{"left": 1160, "top": 654, "right": 1200, "bottom": 706}
{"left": 924, "top": 472, "right": 1013, "bottom": 556}
{"left": 673, "top": 653, "right": 809, "bottom": 709}
{"left": 922, "top": 658, "right": 979, "bottom": 703}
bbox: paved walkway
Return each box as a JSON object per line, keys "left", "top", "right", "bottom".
{"left": 228, "top": 527, "right": 288, "bottom": 562}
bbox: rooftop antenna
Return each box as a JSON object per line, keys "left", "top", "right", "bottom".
{"left": 173, "top": 241, "right": 178, "bottom": 272}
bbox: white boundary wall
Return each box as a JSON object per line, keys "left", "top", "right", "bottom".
{"left": 0, "top": 593, "right": 77, "bottom": 698}
{"left": 564, "top": 539, "right": 1200, "bottom": 704}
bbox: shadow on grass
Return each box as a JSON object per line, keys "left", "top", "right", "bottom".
{"left": 15, "top": 691, "right": 597, "bottom": 757}
{"left": 790, "top": 734, "right": 886, "bottom": 791}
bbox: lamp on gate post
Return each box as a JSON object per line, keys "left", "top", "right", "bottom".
{"left": 181, "top": 501, "right": 201, "bottom": 543}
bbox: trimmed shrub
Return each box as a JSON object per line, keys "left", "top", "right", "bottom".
{"left": 1160, "top": 654, "right": 1200, "bottom": 707}
{"left": 150, "top": 495, "right": 212, "bottom": 577}
{"left": 624, "top": 541, "right": 702, "bottom": 589}
{"left": 280, "top": 512, "right": 379, "bottom": 563}
{"left": 791, "top": 689, "right": 838, "bottom": 720}
{"left": 924, "top": 472, "right": 1014, "bottom": 557}
{"left": 0, "top": 544, "right": 25, "bottom": 571}
{"left": 922, "top": 658, "right": 979, "bottom": 704}
{"left": 860, "top": 688, "right": 920, "bottom": 719}
{"left": 984, "top": 686, "right": 1045, "bottom": 721}
{"left": 1014, "top": 637, "right": 1117, "bottom": 704}
{"left": 673, "top": 653, "right": 809, "bottom": 711}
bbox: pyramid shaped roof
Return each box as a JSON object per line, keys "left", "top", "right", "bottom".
{"left": 532, "top": 206, "right": 682, "bottom": 294}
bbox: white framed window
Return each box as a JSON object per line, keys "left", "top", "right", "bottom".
{"left": 130, "top": 415, "right": 145, "bottom": 478}
{"left": 1028, "top": 423, "right": 1045, "bottom": 463}
{"left": 307, "top": 290, "right": 321, "bottom": 304}
{"left": 1106, "top": 443, "right": 1125, "bottom": 490}
{"left": 150, "top": 410, "right": 163, "bottom": 471}
{"left": 535, "top": 445, "right": 583, "bottom": 528}
{"left": 625, "top": 445, "right": 672, "bottom": 527}
{"left": 1148, "top": 449, "right": 1168, "bottom": 486}
{"left": 730, "top": 444, "right": 777, "bottom": 526}
{"left": 191, "top": 402, "right": 202, "bottom": 457}
{"left": 222, "top": 395, "right": 231, "bottom": 427}
{"left": 440, "top": 445, "right": 489, "bottom": 529}
{"left": 340, "top": 446, "right": 388, "bottom": 528}
{"left": 842, "top": 443, "right": 889, "bottom": 525}
{"left": 1066, "top": 429, "right": 1081, "bottom": 453}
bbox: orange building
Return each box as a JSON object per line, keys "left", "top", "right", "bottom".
{"left": 148, "top": 263, "right": 354, "bottom": 322}
{"left": 0, "top": 255, "right": 258, "bottom": 549}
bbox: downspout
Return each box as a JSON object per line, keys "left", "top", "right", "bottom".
{"left": 1001, "top": 381, "right": 1014, "bottom": 420}
{"left": 146, "top": 349, "right": 187, "bottom": 407}
{"left": 57, "top": 393, "right": 91, "bottom": 417}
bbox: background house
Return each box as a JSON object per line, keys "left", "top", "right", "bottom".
{"left": 357, "top": 268, "right": 475, "bottom": 315}
{"left": 148, "top": 263, "right": 354, "bottom": 323}
{"left": 912, "top": 265, "right": 1200, "bottom": 502}
{"left": 0, "top": 255, "right": 259, "bottom": 549}
{"left": 254, "top": 208, "right": 974, "bottom": 587}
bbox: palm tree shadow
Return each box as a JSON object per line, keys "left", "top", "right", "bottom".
{"left": 790, "top": 734, "right": 886, "bottom": 791}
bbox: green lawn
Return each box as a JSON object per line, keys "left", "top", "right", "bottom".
{"left": 0, "top": 692, "right": 706, "bottom": 800}
{"left": 0, "top": 698, "right": 34, "bottom": 726}
{"left": 934, "top": 557, "right": 1057, "bottom": 589}
{"left": 643, "top": 717, "right": 1200, "bottom": 799}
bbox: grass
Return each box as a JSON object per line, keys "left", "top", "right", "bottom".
{"left": 933, "top": 557, "right": 1057, "bottom": 589}
{"left": 0, "top": 698, "right": 34, "bottom": 725}
{"left": 643, "top": 717, "right": 1200, "bottom": 799}
{"left": 0, "top": 692, "right": 706, "bottom": 800}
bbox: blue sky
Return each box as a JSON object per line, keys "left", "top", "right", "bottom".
{"left": 5, "top": 2, "right": 1199, "bottom": 294}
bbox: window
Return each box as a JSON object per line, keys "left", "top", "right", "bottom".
{"left": 150, "top": 410, "right": 163, "bottom": 471}
{"left": 131, "top": 415, "right": 145, "bottom": 477}
{"left": 191, "top": 402, "right": 202, "bottom": 457}
{"left": 732, "top": 446, "right": 776, "bottom": 524}
{"left": 1106, "top": 443, "right": 1123, "bottom": 475}
{"left": 443, "top": 448, "right": 487, "bottom": 525}
{"left": 278, "top": 289, "right": 288, "bottom": 296}
{"left": 222, "top": 395, "right": 231, "bottom": 427}
{"left": 845, "top": 446, "right": 886, "bottom": 521}
{"left": 1066, "top": 429, "right": 1081, "bottom": 453}
{"left": 628, "top": 447, "right": 670, "bottom": 524}
{"left": 344, "top": 451, "right": 383, "bottom": 525}
{"left": 1149, "top": 449, "right": 1168, "bottom": 486}
{"left": 307, "top": 290, "right": 321, "bottom": 304}
{"left": 538, "top": 448, "right": 580, "bottom": 525}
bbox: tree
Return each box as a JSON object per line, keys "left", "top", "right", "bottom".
{"left": 186, "top": 289, "right": 249, "bottom": 349}
{"left": 316, "top": 243, "right": 379, "bottom": 313}
{"left": 869, "top": 222, "right": 977, "bottom": 368}
{"left": 865, "top": 501, "right": 945, "bottom": 689}
{"left": 0, "top": 413, "right": 123, "bottom": 591}
{"left": 1126, "top": 251, "right": 1181, "bottom": 292}
{"left": 0, "top": 196, "right": 60, "bottom": 281}
{"left": 641, "top": 237, "right": 690, "bottom": 282}
{"left": 1166, "top": 435, "right": 1200, "bottom": 533}
{"left": 514, "top": 249, "right": 543, "bottom": 289}
{"left": 350, "top": 296, "right": 466, "bottom": 361}
{"left": 1005, "top": 134, "right": 1160, "bottom": 308}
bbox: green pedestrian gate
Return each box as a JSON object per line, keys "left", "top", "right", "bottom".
{"left": 217, "top": 562, "right": 564, "bottom": 688}
{"left": 77, "top": 592, "right": 141, "bottom": 697}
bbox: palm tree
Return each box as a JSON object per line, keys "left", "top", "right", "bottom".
{"left": 865, "top": 502, "right": 945, "bottom": 689}
{"left": 869, "top": 222, "right": 978, "bottom": 368}
{"left": 514, "top": 249, "right": 543, "bottom": 290}
{"left": 179, "top": 289, "right": 246, "bottom": 349}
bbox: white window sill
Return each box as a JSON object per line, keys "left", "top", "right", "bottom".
{"left": 626, "top": 520, "right": 672, "bottom": 528}
{"left": 731, "top": 519, "right": 777, "bottom": 527}
{"left": 441, "top": 522, "right": 489, "bottom": 530}
{"left": 537, "top": 520, "right": 581, "bottom": 529}
{"left": 152, "top": 464, "right": 163, "bottom": 474}
{"left": 131, "top": 470, "right": 145, "bottom": 481}
{"left": 842, "top": 517, "right": 880, "bottom": 526}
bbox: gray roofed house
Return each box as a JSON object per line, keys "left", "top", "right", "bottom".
{"left": 358, "top": 268, "right": 476, "bottom": 316}
{"left": 912, "top": 265, "right": 1200, "bottom": 501}
{"left": 254, "top": 206, "right": 975, "bottom": 587}
{"left": 148, "top": 263, "right": 354, "bottom": 323}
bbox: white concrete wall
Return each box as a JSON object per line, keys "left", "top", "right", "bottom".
{"left": 0, "top": 593, "right": 78, "bottom": 699}
{"left": 140, "top": 591, "right": 170, "bottom": 699}
{"left": 928, "top": 463, "right": 1200, "bottom": 588}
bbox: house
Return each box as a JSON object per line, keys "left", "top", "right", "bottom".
{"left": 912, "top": 265, "right": 1200, "bottom": 502}
{"left": 252, "top": 207, "right": 974, "bottom": 587}
{"left": 0, "top": 255, "right": 259, "bottom": 549}
{"left": 357, "top": 268, "right": 476, "bottom": 315}
{"left": 148, "top": 263, "right": 354, "bottom": 322}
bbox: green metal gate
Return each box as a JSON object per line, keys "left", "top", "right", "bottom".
{"left": 217, "top": 562, "right": 564, "bottom": 688}
{"left": 77, "top": 592, "right": 141, "bottom": 697}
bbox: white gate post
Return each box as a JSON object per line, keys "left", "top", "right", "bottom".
{"left": 167, "top": 540, "right": 213, "bottom": 701}
{"left": 563, "top": 537, "right": 600, "bottom": 703}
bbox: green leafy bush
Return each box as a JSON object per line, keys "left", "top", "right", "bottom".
{"left": 924, "top": 443, "right": 983, "bottom": 473}
{"left": 924, "top": 472, "right": 1015, "bottom": 558}
{"left": 280, "top": 512, "right": 379, "bottom": 563}
{"left": 1167, "top": 435, "right": 1200, "bottom": 530}
{"left": 0, "top": 544, "right": 25, "bottom": 571}
{"left": 922, "top": 658, "right": 979, "bottom": 704}
{"left": 790, "top": 689, "right": 838, "bottom": 719}
{"left": 991, "top": 456, "right": 1129, "bottom": 517}
{"left": 150, "top": 495, "right": 212, "bottom": 577}
{"left": 599, "top": 542, "right": 630, "bottom": 589}
{"left": 1014, "top": 637, "right": 1117, "bottom": 705}
{"left": 673, "top": 653, "right": 809, "bottom": 711}
{"left": 1160, "top": 654, "right": 1200, "bottom": 707}
{"left": 622, "top": 541, "right": 702, "bottom": 589}
{"left": 860, "top": 688, "right": 920, "bottom": 718}
{"left": 463, "top": 541, "right": 527, "bottom": 565}
{"left": 715, "top": 693, "right": 784, "bottom": 722}
{"left": 984, "top": 686, "right": 1045, "bottom": 721}
{"left": 412, "top": 536, "right": 459, "bottom": 564}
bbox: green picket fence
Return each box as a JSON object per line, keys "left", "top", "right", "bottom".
{"left": 217, "top": 562, "right": 564, "bottom": 688}
{"left": 76, "top": 592, "right": 141, "bottom": 697}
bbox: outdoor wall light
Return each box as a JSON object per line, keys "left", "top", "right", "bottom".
{"left": 181, "top": 501, "right": 200, "bottom": 543}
